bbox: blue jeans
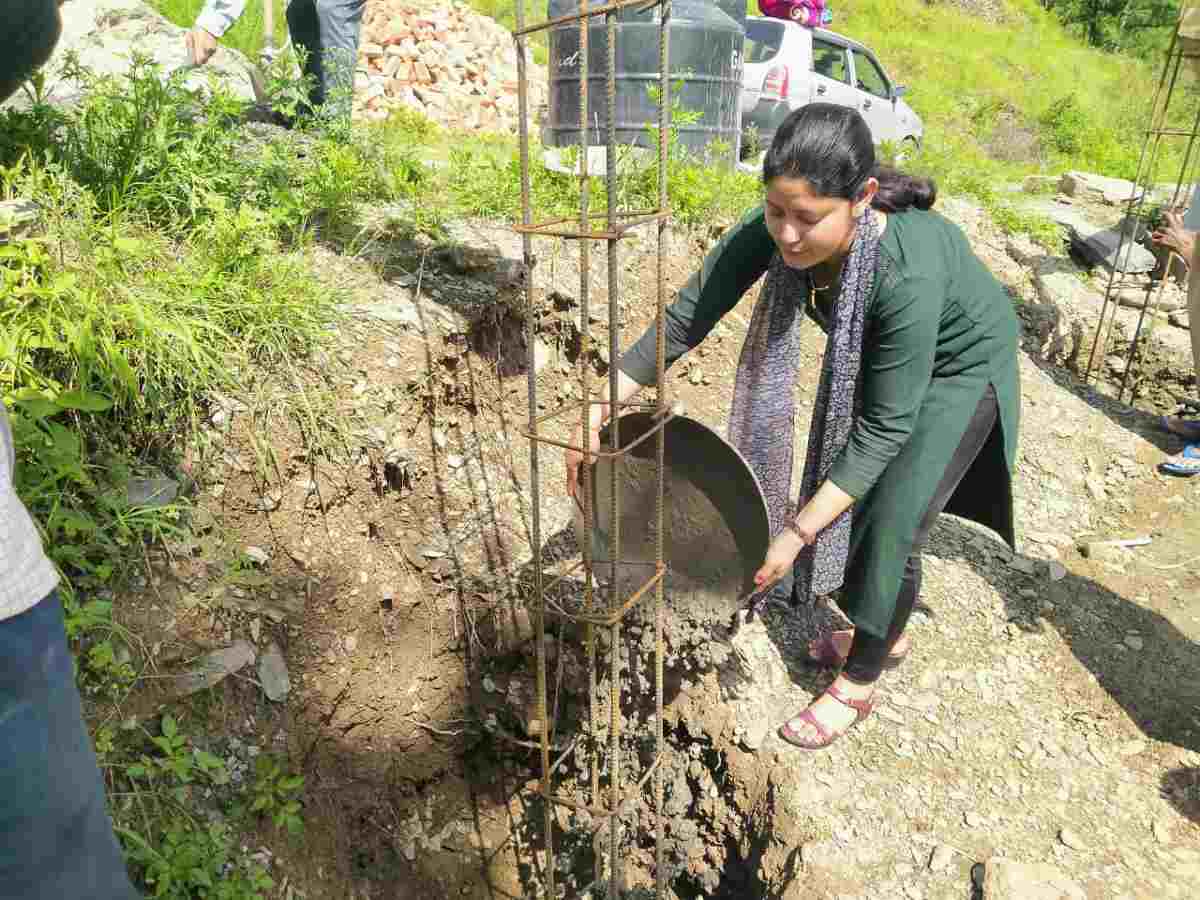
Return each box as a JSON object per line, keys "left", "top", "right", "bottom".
{"left": 286, "top": 0, "right": 366, "bottom": 119}
{"left": 0, "top": 592, "right": 139, "bottom": 900}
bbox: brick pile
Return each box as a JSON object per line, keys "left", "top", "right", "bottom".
{"left": 354, "top": 1, "right": 549, "bottom": 133}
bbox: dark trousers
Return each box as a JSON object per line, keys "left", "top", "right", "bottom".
{"left": 0, "top": 592, "right": 139, "bottom": 900}
{"left": 286, "top": 0, "right": 366, "bottom": 117}
{"left": 843, "top": 384, "right": 1000, "bottom": 684}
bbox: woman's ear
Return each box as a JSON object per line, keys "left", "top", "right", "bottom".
{"left": 854, "top": 177, "right": 880, "bottom": 217}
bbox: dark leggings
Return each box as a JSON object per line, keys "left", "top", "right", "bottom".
{"left": 842, "top": 384, "right": 999, "bottom": 685}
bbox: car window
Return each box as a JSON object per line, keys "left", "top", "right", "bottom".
{"left": 744, "top": 19, "right": 784, "bottom": 64}
{"left": 851, "top": 49, "right": 890, "bottom": 99}
{"left": 812, "top": 38, "right": 849, "bottom": 84}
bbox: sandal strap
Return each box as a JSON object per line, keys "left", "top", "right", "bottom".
{"left": 784, "top": 707, "right": 832, "bottom": 744}
{"left": 825, "top": 682, "right": 875, "bottom": 720}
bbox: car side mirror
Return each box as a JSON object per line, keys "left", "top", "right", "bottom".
{"left": 892, "top": 84, "right": 908, "bottom": 101}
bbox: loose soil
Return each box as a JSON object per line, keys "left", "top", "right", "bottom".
{"left": 100, "top": 197, "right": 1200, "bottom": 900}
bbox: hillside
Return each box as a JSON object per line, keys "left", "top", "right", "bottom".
{"left": 145, "top": 0, "right": 1187, "bottom": 197}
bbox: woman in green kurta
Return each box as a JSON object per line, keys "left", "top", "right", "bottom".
{"left": 567, "top": 105, "right": 1020, "bottom": 750}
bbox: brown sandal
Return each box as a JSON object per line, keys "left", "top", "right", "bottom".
{"left": 778, "top": 682, "right": 875, "bottom": 751}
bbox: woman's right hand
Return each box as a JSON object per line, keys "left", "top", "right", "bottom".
{"left": 566, "top": 402, "right": 608, "bottom": 502}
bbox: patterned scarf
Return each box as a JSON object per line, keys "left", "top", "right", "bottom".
{"left": 728, "top": 209, "right": 882, "bottom": 607}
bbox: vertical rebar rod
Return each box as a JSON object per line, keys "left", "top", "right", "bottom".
{"left": 573, "top": 8, "right": 604, "bottom": 882}
{"left": 512, "top": 8, "right": 555, "bottom": 898}
{"left": 604, "top": 7, "right": 622, "bottom": 897}
{"left": 1118, "top": 92, "right": 1200, "bottom": 402}
{"left": 653, "top": 3, "right": 671, "bottom": 896}
{"left": 1086, "top": 25, "right": 1183, "bottom": 385}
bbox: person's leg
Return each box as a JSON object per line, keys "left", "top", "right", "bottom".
{"left": 781, "top": 386, "right": 999, "bottom": 749}
{"left": 286, "top": 0, "right": 324, "bottom": 112}
{"left": 311, "top": 0, "right": 366, "bottom": 120}
{"left": 0, "top": 592, "right": 139, "bottom": 899}
{"left": 842, "top": 385, "right": 999, "bottom": 684}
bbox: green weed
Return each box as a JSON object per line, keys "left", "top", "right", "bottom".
{"left": 111, "top": 716, "right": 279, "bottom": 900}
{"left": 248, "top": 754, "right": 306, "bottom": 836}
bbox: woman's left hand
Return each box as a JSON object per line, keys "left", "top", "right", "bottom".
{"left": 753, "top": 528, "right": 808, "bottom": 591}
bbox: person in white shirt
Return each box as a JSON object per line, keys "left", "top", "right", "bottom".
{"left": 1, "top": 5, "right": 143, "bottom": 896}
{"left": 187, "top": 0, "right": 365, "bottom": 121}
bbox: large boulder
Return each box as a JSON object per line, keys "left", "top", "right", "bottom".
{"left": 3, "top": 0, "right": 258, "bottom": 108}
{"left": 1059, "top": 171, "right": 1140, "bottom": 206}
{"left": 1022, "top": 198, "right": 1158, "bottom": 274}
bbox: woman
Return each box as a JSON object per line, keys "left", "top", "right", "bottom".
{"left": 566, "top": 104, "right": 1020, "bottom": 750}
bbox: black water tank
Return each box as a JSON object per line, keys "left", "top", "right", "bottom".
{"left": 545, "top": 0, "right": 745, "bottom": 161}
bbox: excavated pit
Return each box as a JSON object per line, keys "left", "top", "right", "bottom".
{"left": 487, "top": 413, "right": 841, "bottom": 898}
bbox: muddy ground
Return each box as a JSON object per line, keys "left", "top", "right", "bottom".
{"left": 102, "top": 196, "right": 1200, "bottom": 900}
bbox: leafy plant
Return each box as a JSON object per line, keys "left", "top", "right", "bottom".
{"left": 248, "top": 754, "right": 306, "bottom": 836}
{"left": 120, "top": 820, "right": 274, "bottom": 900}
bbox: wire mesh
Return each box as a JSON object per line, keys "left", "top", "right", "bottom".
{"left": 511, "top": 1, "right": 672, "bottom": 896}
{"left": 1083, "top": 19, "right": 1200, "bottom": 402}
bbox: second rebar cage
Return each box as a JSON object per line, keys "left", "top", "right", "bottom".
{"left": 1084, "top": 15, "right": 1200, "bottom": 402}
{"left": 511, "top": 2, "right": 673, "bottom": 897}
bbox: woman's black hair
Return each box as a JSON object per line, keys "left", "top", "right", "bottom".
{"left": 762, "top": 103, "right": 936, "bottom": 213}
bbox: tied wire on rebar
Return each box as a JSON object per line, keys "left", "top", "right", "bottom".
{"left": 510, "top": 2, "right": 672, "bottom": 897}
{"left": 1083, "top": 18, "right": 1200, "bottom": 403}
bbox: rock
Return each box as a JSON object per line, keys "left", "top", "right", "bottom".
{"left": 257, "top": 642, "right": 291, "bottom": 702}
{"left": 1059, "top": 171, "right": 1140, "bottom": 206}
{"left": 0, "top": 199, "right": 42, "bottom": 244}
{"left": 1171, "top": 310, "right": 1190, "bottom": 330}
{"left": 928, "top": 845, "right": 955, "bottom": 872}
{"left": 1007, "top": 556, "right": 1037, "bottom": 575}
{"left": 1153, "top": 819, "right": 1172, "bottom": 845}
{"left": 245, "top": 546, "right": 271, "bottom": 566}
{"left": 981, "top": 857, "right": 1086, "bottom": 899}
{"left": 965, "top": 811, "right": 985, "bottom": 828}
{"left": 127, "top": 475, "right": 179, "bottom": 508}
{"left": 1047, "top": 561, "right": 1068, "bottom": 581}
{"left": 1071, "top": 223, "right": 1157, "bottom": 274}
{"left": 343, "top": 634, "right": 358, "bottom": 654}
{"left": 1115, "top": 286, "right": 1186, "bottom": 313}
{"left": 4, "top": 0, "right": 258, "bottom": 111}
{"left": 1058, "top": 826, "right": 1087, "bottom": 850}
{"left": 741, "top": 716, "right": 770, "bottom": 751}
{"left": 1084, "top": 476, "right": 1107, "bottom": 501}
{"left": 533, "top": 339, "right": 552, "bottom": 374}
{"left": 173, "top": 641, "right": 256, "bottom": 696}
{"left": 1124, "top": 635, "right": 1145, "bottom": 651}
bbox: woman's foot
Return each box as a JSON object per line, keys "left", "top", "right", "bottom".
{"left": 806, "top": 628, "right": 911, "bottom": 668}
{"left": 778, "top": 674, "right": 876, "bottom": 750}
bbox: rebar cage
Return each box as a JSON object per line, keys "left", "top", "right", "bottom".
{"left": 1084, "top": 16, "right": 1200, "bottom": 402}
{"left": 511, "top": 1, "right": 673, "bottom": 897}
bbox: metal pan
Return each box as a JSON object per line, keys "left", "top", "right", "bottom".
{"left": 574, "top": 411, "right": 771, "bottom": 617}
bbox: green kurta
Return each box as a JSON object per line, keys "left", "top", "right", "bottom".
{"left": 619, "top": 206, "right": 1020, "bottom": 638}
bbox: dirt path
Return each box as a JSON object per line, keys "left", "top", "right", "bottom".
{"left": 111, "top": 199, "right": 1200, "bottom": 899}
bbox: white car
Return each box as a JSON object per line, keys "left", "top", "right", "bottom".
{"left": 741, "top": 17, "right": 924, "bottom": 158}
